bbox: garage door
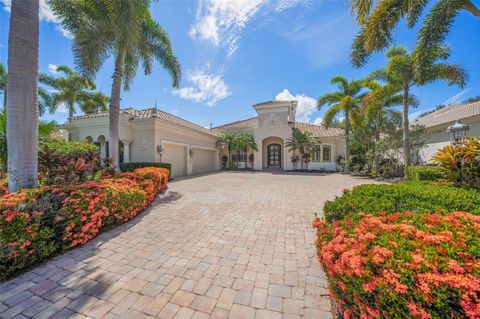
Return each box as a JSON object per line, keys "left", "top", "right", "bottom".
{"left": 162, "top": 144, "right": 187, "bottom": 177}
{"left": 192, "top": 148, "right": 216, "bottom": 175}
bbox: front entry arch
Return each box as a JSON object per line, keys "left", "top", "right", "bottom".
{"left": 267, "top": 143, "right": 281, "bottom": 168}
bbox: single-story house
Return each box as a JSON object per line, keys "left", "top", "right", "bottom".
{"left": 63, "top": 100, "right": 346, "bottom": 177}
{"left": 414, "top": 100, "right": 480, "bottom": 163}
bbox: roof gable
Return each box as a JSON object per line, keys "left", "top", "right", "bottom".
{"left": 414, "top": 101, "right": 480, "bottom": 128}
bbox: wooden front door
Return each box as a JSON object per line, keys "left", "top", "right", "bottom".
{"left": 267, "top": 144, "right": 281, "bottom": 167}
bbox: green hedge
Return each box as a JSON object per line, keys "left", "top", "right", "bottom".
{"left": 40, "top": 140, "right": 99, "bottom": 155}
{"left": 406, "top": 165, "right": 444, "bottom": 181}
{"left": 120, "top": 162, "right": 171, "bottom": 177}
{"left": 323, "top": 182, "right": 480, "bottom": 223}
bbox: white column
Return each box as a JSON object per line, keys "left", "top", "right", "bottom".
{"left": 187, "top": 145, "right": 193, "bottom": 175}
{"left": 121, "top": 140, "right": 132, "bottom": 163}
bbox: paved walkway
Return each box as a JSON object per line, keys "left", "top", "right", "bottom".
{"left": 1, "top": 171, "right": 379, "bottom": 319}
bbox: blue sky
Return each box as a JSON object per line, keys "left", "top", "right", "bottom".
{"left": 1, "top": 0, "right": 479, "bottom": 128}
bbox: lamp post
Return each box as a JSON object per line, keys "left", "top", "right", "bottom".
{"left": 288, "top": 121, "right": 295, "bottom": 131}
{"left": 447, "top": 120, "right": 469, "bottom": 144}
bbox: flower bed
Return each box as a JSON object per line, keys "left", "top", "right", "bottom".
{"left": 313, "top": 211, "right": 480, "bottom": 318}
{"left": 0, "top": 167, "right": 169, "bottom": 280}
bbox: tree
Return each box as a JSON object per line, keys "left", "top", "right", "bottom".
{"left": 49, "top": 0, "right": 181, "bottom": 170}
{"left": 317, "top": 76, "right": 365, "bottom": 172}
{"left": 6, "top": 1, "right": 39, "bottom": 191}
{"left": 39, "top": 65, "right": 96, "bottom": 118}
{"left": 350, "top": 0, "right": 480, "bottom": 73}
{"left": 234, "top": 133, "right": 258, "bottom": 169}
{"left": 216, "top": 132, "right": 238, "bottom": 166}
{"left": 80, "top": 91, "right": 109, "bottom": 114}
{"left": 285, "top": 130, "right": 321, "bottom": 170}
{"left": 370, "top": 46, "right": 467, "bottom": 171}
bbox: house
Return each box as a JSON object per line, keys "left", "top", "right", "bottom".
{"left": 414, "top": 100, "right": 480, "bottom": 162}
{"left": 63, "top": 100, "right": 346, "bottom": 177}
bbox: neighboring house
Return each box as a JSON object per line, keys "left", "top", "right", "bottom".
{"left": 414, "top": 100, "right": 480, "bottom": 163}
{"left": 63, "top": 100, "right": 346, "bottom": 177}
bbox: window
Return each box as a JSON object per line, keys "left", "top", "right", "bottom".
{"left": 232, "top": 150, "right": 246, "bottom": 162}
{"left": 322, "top": 145, "right": 331, "bottom": 162}
{"left": 312, "top": 146, "right": 321, "bottom": 162}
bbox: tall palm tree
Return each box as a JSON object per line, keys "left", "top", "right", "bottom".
{"left": 371, "top": 46, "right": 467, "bottom": 170}
{"left": 80, "top": 91, "right": 110, "bottom": 114}
{"left": 39, "top": 65, "right": 96, "bottom": 118}
{"left": 234, "top": 133, "right": 258, "bottom": 169}
{"left": 317, "top": 76, "right": 365, "bottom": 172}
{"left": 49, "top": 0, "right": 181, "bottom": 171}
{"left": 285, "top": 130, "right": 321, "bottom": 170}
{"left": 350, "top": 0, "right": 480, "bottom": 72}
{"left": 6, "top": 0, "right": 39, "bottom": 191}
{"left": 216, "top": 132, "right": 238, "bottom": 165}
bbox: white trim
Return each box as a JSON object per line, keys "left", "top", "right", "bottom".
{"left": 161, "top": 139, "right": 189, "bottom": 147}
{"left": 190, "top": 144, "right": 218, "bottom": 152}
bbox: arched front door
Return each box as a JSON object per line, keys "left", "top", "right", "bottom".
{"left": 267, "top": 144, "right": 281, "bottom": 168}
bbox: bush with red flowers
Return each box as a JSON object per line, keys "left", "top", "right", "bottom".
{"left": 313, "top": 211, "right": 480, "bottom": 318}
{"left": 0, "top": 167, "right": 169, "bottom": 280}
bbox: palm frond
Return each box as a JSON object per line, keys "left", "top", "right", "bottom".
{"left": 421, "top": 63, "right": 468, "bottom": 88}
{"left": 323, "top": 104, "right": 343, "bottom": 128}
{"left": 351, "top": 27, "right": 370, "bottom": 68}
{"left": 317, "top": 93, "right": 342, "bottom": 108}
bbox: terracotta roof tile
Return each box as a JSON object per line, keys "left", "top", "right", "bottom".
{"left": 213, "top": 117, "right": 258, "bottom": 130}
{"left": 294, "top": 122, "right": 344, "bottom": 138}
{"left": 414, "top": 101, "right": 480, "bottom": 128}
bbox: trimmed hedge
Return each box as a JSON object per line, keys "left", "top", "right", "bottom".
{"left": 0, "top": 167, "right": 168, "bottom": 280}
{"left": 313, "top": 211, "right": 480, "bottom": 318}
{"left": 323, "top": 182, "right": 480, "bottom": 223}
{"left": 120, "top": 162, "right": 171, "bottom": 178}
{"left": 406, "top": 165, "right": 445, "bottom": 181}
{"left": 40, "top": 140, "right": 99, "bottom": 155}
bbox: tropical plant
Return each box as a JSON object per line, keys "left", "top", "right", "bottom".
{"left": 216, "top": 132, "right": 238, "bottom": 166}
{"left": 49, "top": 0, "right": 181, "bottom": 171}
{"left": 370, "top": 46, "right": 467, "bottom": 172}
{"left": 39, "top": 65, "right": 98, "bottom": 118}
{"left": 234, "top": 133, "right": 258, "bottom": 169}
{"left": 285, "top": 130, "right": 321, "bottom": 170}
{"left": 317, "top": 76, "right": 365, "bottom": 172}
{"left": 350, "top": 0, "right": 480, "bottom": 74}
{"left": 6, "top": 1, "right": 39, "bottom": 192}
{"left": 80, "top": 91, "right": 109, "bottom": 114}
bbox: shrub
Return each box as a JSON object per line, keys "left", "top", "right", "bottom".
{"left": 120, "top": 162, "right": 171, "bottom": 178}
{"left": 40, "top": 140, "right": 99, "bottom": 155}
{"left": 313, "top": 211, "right": 480, "bottom": 318}
{"left": 323, "top": 182, "right": 480, "bottom": 223}
{"left": 432, "top": 137, "right": 480, "bottom": 190}
{"left": 0, "top": 167, "right": 169, "bottom": 280}
{"left": 406, "top": 165, "right": 445, "bottom": 181}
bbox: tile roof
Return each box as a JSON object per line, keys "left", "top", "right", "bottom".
{"left": 213, "top": 117, "right": 258, "bottom": 130}
{"left": 414, "top": 101, "right": 480, "bottom": 128}
{"left": 253, "top": 100, "right": 295, "bottom": 107}
{"left": 294, "top": 122, "right": 344, "bottom": 138}
{"left": 65, "top": 108, "right": 216, "bottom": 137}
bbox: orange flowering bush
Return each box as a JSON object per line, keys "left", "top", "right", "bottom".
{"left": 313, "top": 211, "right": 480, "bottom": 318}
{"left": 0, "top": 167, "right": 169, "bottom": 280}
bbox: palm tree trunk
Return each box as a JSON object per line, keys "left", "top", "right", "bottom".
{"left": 244, "top": 147, "right": 248, "bottom": 169}
{"left": 300, "top": 152, "right": 304, "bottom": 170}
{"left": 68, "top": 101, "right": 74, "bottom": 119}
{"left": 109, "top": 53, "right": 124, "bottom": 171}
{"left": 344, "top": 107, "right": 350, "bottom": 173}
{"left": 6, "top": 0, "right": 39, "bottom": 192}
{"left": 373, "top": 109, "right": 381, "bottom": 170}
{"left": 402, "top": 83, "right": 411, "bottom": 172}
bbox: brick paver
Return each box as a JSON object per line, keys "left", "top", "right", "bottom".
{"left": 0, "top": 171, "right": 380, "bottom": 318}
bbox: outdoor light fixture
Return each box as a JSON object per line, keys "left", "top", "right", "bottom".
{"left": 189, "top": 149, "right": 194, "bottom": 158}
{"left": 288, "top": 121, "right": 295, "bottom": 131}
{"left": 447, "top": 120, "right": 469, "bottom": 143}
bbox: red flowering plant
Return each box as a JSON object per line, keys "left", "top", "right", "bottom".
{"left": 0, "top": 167, "right": 169, "bottom": 280}
{"left": 313, "top": 211, "right": 480, "bottom": 318}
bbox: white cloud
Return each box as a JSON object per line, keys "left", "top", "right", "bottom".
{"left": 275, "top": 89, "right": 317, "bottom": 122}
{"left": 48, "top": 64, "right": 59, "bottom": 74}
{"left": 172, "top": 70, "right": 231, "bottom": 106}
{"left": 56, "top": 102, "right": 68, "bottom": 114}
{"left": 1, "top": 0, "right": 72, "bottom": 38}
{"left": 190, "top": 0, "right": 268, "bottom": 57}
{"left": 443, "top": 89, "right": 471, "bottom": 105}
{"left": 312, "top": 117, "right": 322, "bottom": 125}
{"left": 274, "top": 0, "right": 308, "bottom": 12}
{"left": 171, "top": 109, "right": 179, "bottom": 114}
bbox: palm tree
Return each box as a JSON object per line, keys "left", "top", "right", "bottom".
{"left": 39, "top": 65, "right": 96, "bottom": 118}
{"left": 350, "top": 0, "right": 480, "bottom": 71}
{"left": 285, "top": 130, "right": 321, "bottom": 170}
{"left": 370, "top": 46, "right": 467, "bottom": 170}
{"left": 216, "top": 132, "right": 238, "bottom": 166}
{"left": 6, "top": 1, "right": 39, "bottom": 191}
{"left": 317, "top": 76, "right": 365, "bottom": 172}
{"left": 48, "top": 0, "right": 181, "bottom": 171}
{"left": 80, "top": 91, "right": 110, "bottom": 114}
{"left": 234, "top": 133, "right": 258, "bottom": 169}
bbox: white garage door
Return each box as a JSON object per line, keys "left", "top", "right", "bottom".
{"left": 192, "top": 148, "right": 216, "bottom": 175}
{"left": 163, "top": 144, "right": 187, "bottom": 177}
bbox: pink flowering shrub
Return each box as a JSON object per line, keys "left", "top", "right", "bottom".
{"left": 313, "top": 211, "right": 480, "bottom": 319}
{"left": 0, "top": 167, "right": 169, "bottom": 280}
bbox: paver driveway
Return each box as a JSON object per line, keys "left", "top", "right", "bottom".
{"left": 1, "top": 171, "right": 380, "bottom": 319}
